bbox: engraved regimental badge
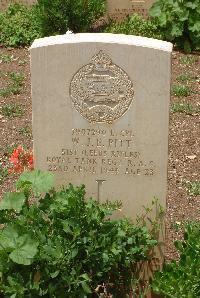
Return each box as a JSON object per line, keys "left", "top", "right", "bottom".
{"left": 70, "top": 51, "right": 134, "bottom": 124}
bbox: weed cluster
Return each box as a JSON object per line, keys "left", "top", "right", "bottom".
{"left": 171, "top": 84, "right": 192, "bottom": 97}
{"left": 18, "top": 126, "right": 32, "bottom": 138}
{"left": 0, "top": 165, "right": 8, "bottom": 185}
{"left": 185, "top": 181, "right": 200, "bottom": 196}
{"left": 176, "top": 73, "right": 195, "bottom": 83}
{"left": 180, "top": 56, "right": 199, "bottom": 65}
{"left": 171, "top": 103, "right": 199, "bottom": 115}
{"left": 0, "top": 54, "right": 15, "bottom": 63}
{"left": 0, "top": 72, "right": 24, "bottom": 97}
{"left": 1, "top": 103, "right": 24, "bottom": 119}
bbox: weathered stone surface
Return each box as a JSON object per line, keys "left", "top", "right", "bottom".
{"left": 31, "top": 33, "right": 172, "bottom": 220}
{"left": 107, "top": 0, "right": 155, "bottom": 20}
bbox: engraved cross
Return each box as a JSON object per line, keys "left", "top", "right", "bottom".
{"left": 96, "top": 179, "right": 106, "bottom": 202}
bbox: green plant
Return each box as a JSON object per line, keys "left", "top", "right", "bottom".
{"left": 0, "top": 170, "right": 157, "bottom": 297}
{"left": 18, "top": 59, "right": 27, "bottom": 66}
{"left": 185, "top": 181, "right": 200, "bottom": 196}
{"left": 105, "top": 14, "right": 162, "bottom": 39}
{"left": 0, "top": 54, "right": 14, "bottom": 63}
{"left": 176, "top": 73, "right": 194, "bottom": 82}
{"left": 18, "top": 126, "right": 32, "bottom": 138}
{"left": 171, "top": 84, "right": 192, "bottom": 97}
{"left": 0, "top": 4, "right": 41, "bottom": 47}
{"left": 0, "top": 165, "right": 8, "bottom": 185}
{"left": 0, "top": 88, "right": 12, "bottom": 97}
{"left": 0, "top": 72, "right": 24, "bottom": 97}
{"left": 36, "top": 0, "right": 105, "bottom": 36}
{"left": 180, "top": 55, "right": 199, "bottom": 65}
{"left": 2, "top": 144, "right": 18, "bottom": 157}
{"left": 171, "top": 103, "right": 199, "bottom": 115}
{"left": 1, "top": 103, "right": 24, "bottom": 118}
{"left": 150, "top": 0, "right": 200, "bottom": 52}
{"left": 151, "top": 221, "right": 200, "bottom": 297}
{"left": 0, "top": 71, "right": 6, "bottom": 78}
{"left": 9, "top": 72, "right": 24, "bottom": 85}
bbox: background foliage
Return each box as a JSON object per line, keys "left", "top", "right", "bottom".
{"left": 105, "top": 14, "right": 162, "bottom": 40}
{"left": 0, "top": 4, "right": 41, "bottom": 47}
{"left": 36, "top": 0, "right": 105, "bottom": 36}
{"left": 150, "top": 0, "right": 200, "bottom": 52}
{"left": 0, "top": 0, "right": 199, "bottom": 51}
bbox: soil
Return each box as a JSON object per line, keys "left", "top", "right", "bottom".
{"left": 0, "top": 46, "right": 199, "bottom": 261}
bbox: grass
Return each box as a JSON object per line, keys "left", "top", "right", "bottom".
{"left": 176, "top": 73, "right": 195, "bottom": 82}
{"left": 18, "top": 126, "right": 32, "bottom": 137}
{"left": 0, "top": 144, "right": 19, "bottom": 183}
{"left": 185, "top": 181, "right": 200, "bottom": 196}
{"left": 9, "top": 72, "right": 24, "bottom": 83}
{"left": 0, "top": 54, "right": 14, "bottom": 63}
{"left": 0, "top": 71, "right": 6, "bottom": 78}
{"left": 1, "top": 103, "right": 24, "bottom": 118}
{"left": 171, "top": 84, "right": 192, "bottom": 97}
{"left": 171, "top": 103, "right": 199, "bottom": 115}
{"left": 2, "top": 144, "right": 18, "bottom": 157}
{"left": 18, "top": 59, "right": 27, "bottom": 66}
{"left": 180, "top": 56, "right": 198, "bottom": 65}
{"left": 0, "top": 71, "right": 24, "bottom": 97}
{"left": 0, "top": 88, "right": 12, "bottom": 97}
{"left": 0, "top": 165, "right": 8, "bottom": 185}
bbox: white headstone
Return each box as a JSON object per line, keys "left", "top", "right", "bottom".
{"left": 31, "top": 33, "right": 172, "bottom": 220}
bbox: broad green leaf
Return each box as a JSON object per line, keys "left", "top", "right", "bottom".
{"left": 174, "top": 240, "right": 183, "bottom": 252}
{"left": 81, "top": 281, "right": 92, "bottom": 294}
{"left": 50, "top": 270, "right": 60, "bottom": 278}
{"left": 0, "top": 192, "right": 26, "bottom": 212}
{"left": 149, "top": 4, "right": 162, "bottom": 17}
{"left": 71, "top": 248, "right": 78, "bottom": 258}
{"left": 171, "top": 24, "right": 183, "bottom": 37}
{"left": 189, "top": 22, "right": 200, "bottom": 33}
{"left": 80, "top": 273, "right": 91, "bottom": 281}
{"left": 159, "top": 13, "right": 167, "bottom": 26}
{"left": 0, "top": 226, "right": 38, "bottom": 265}
{"left": 0, "top": 226, "right": 19, "bottom": 249}
{"left": 9, "top": 234, "right": 38, "bottom": 265}
{"left": 16, "top": 170, "right": 54, "bottom": 196}
{"left": 185, "top": 2, "right": 198, "bottom": 9}
{"left": 127, "top": 237, "right": 133, "bottom": 245}
{"left": 179, "top": 11, "right": 189, "bottom": 22}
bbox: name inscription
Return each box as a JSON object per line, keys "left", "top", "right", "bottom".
{"left": 46, "top": 128, "right": 155, "bottom": 177}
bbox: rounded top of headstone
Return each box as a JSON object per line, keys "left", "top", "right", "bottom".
{"left": 31, "top": 33, "right": 173, "bottom": 53}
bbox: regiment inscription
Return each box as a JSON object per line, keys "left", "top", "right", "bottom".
{"left": 46, "top": 128, "right": 155, "bottom": 177}
{"left": 70, "top": 51, "right": 134, "bottom": 124}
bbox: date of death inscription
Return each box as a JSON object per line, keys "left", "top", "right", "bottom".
{"left": 47, "top": 128, "right": 156, "bottom": 177}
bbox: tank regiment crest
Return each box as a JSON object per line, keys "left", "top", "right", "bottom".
{"left": 70, "top": 51, "right": 134, "bottom": 124}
